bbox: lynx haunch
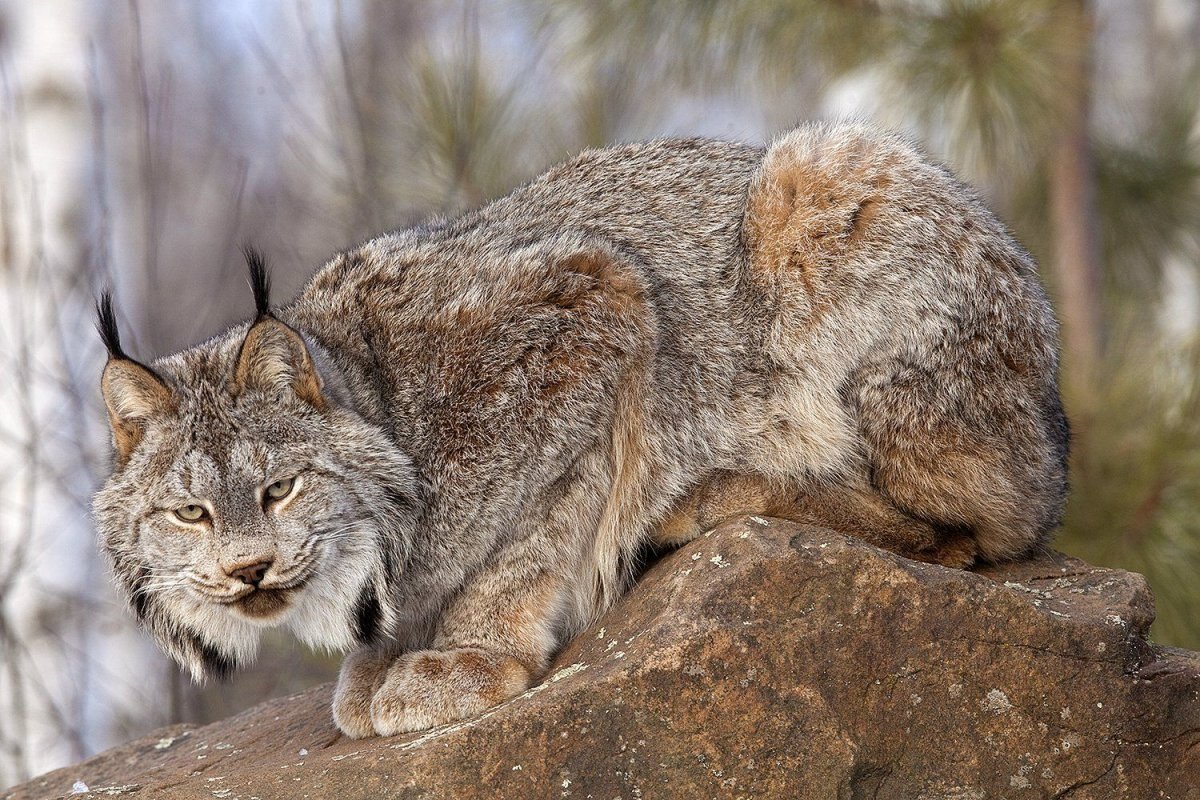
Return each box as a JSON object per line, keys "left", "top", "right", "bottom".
{"left": 93, "top": 123, "right": 1068, "bottom": 738}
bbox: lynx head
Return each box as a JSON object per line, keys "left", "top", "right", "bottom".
{"left": 92, "top": 251, "right": 418, "bottom": 681}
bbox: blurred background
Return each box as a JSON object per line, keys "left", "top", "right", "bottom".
{"left": 1, "top": 0, "right": 1198, "bottom": 787}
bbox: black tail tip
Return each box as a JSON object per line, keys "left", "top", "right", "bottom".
{"left": 243, "top": 246, "right": 272, "bottom": 318}
{"left": 96, "top": 291, "right": 125, "bottom": 360}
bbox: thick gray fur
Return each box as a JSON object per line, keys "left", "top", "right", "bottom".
{"left": 93, "top": 123, "right": 1068, "bottom": 737}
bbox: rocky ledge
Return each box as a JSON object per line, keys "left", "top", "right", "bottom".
{"left": 6, "top": 518, "right": 1199, "bottom": 799}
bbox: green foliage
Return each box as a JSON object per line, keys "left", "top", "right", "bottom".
{"left": 403, "top": 29, "right": 536, "bottom": 211}
{"left": 1094, "top": 85, "right": 1200, "bottom": 302}
{"left": 541, "top": 0, "right": 1084, "bottom": 178}
{"left": 866, "top": 0, "right": 1085, "bottom": 178}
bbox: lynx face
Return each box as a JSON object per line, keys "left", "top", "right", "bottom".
{"left": 93, "top": 289, "right": 419, "bottom": 681}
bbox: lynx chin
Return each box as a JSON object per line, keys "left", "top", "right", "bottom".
{"left": 93, "top": 123, "right": 1068, "bottom": 738}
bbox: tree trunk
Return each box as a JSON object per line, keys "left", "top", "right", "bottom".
{"left": 1048, "top": 0, "right": 1103, "bottom": 389}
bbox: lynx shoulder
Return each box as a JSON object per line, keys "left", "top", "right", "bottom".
{"left": 92, "top": 122, "right": 1068, "bottom": 737}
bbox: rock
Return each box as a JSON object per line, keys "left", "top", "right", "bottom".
{"left": 6, "top": 518, "right": 1199, "bottom": 799}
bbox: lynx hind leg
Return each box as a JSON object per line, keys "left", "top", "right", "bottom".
{"left": 656, "top": 471, "right": 979, "bottom": 569}
{"left": 783, "top": 479, "right": 979, "bottom": 568}
{"left": 741, "top": 123, "right": 1067, "bottom": 564}
{"left": 855, "top": 361, "right": 1067, "bottom": 564}
{"left": 654, "top": 472, "right": 787, "bottom": 547}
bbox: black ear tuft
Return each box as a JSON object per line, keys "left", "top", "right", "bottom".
{"left": 243, "top": 246, "right": 272, "bottom": 318}
{"left": 96, "top": 291, "right": 126, "bottom": 360}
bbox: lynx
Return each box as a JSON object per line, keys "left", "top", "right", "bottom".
{"left": 93, "top": 123, "right": 1068, "bottom": 738}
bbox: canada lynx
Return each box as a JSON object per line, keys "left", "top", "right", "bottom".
{"left": 93, "top": 123, "right": 1068, "bottom": 738}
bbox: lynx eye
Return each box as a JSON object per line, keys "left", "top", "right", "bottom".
{"left": 264, "top": 477, "right": 296, "bottom": 503}
{"left": 174, "top": 504, "right": 209, "bottom": 523}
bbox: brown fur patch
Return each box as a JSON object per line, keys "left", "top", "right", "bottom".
{"left": 775, "top": 480, "right": 943, "bottom": 559}
{"left": 413, "top": 653, "right": 448, "bottom": 681}
{"left": 650, "top": 469, "right": 984, "bottom": 567}
{"left": 491, "top": 573, "right": 560, "bottom": 653}
{"left": 479, "top": 654, "right": 532, "bottom": 705}
{"left": 846, "top": 198, "right": 881, "bottom": 245}
{"left": 872, "top": 445, "right": 1029, "bottom": 562}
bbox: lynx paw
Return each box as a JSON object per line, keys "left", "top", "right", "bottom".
{"left": 908, "top": 531, "right": 980, "bottom": 570}
{"left": 369, "top": 648, "right": 533, "bottom": 736}
{"left": 927, "top": 535, "right": 980, "bottom": 570}
{"left": 332, "top": 647, "right": 393, "bottom": 739}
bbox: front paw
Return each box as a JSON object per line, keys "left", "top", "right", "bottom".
{"left": 332, "top": 647, "right": 392, "bottom": 738}
{"left": 369, "top": 648, "right": 532, "bottom": 736}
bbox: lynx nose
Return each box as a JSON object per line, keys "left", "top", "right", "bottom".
{"left": 228, "top": 560, "right": 273, "bottom": 586}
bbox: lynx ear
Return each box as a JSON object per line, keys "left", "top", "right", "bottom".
{"left": 233, "top": 318, "right": 325, "bottom": 408}
{"left": 232, "top": 247, "right": 325, "bottom": 408}
{"left": 97, "top": 294, "right": 175, "bottom": 463}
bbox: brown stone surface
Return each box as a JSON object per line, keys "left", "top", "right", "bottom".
{"left": 7, "top": 518, "right": 1199, "bottom": 799}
